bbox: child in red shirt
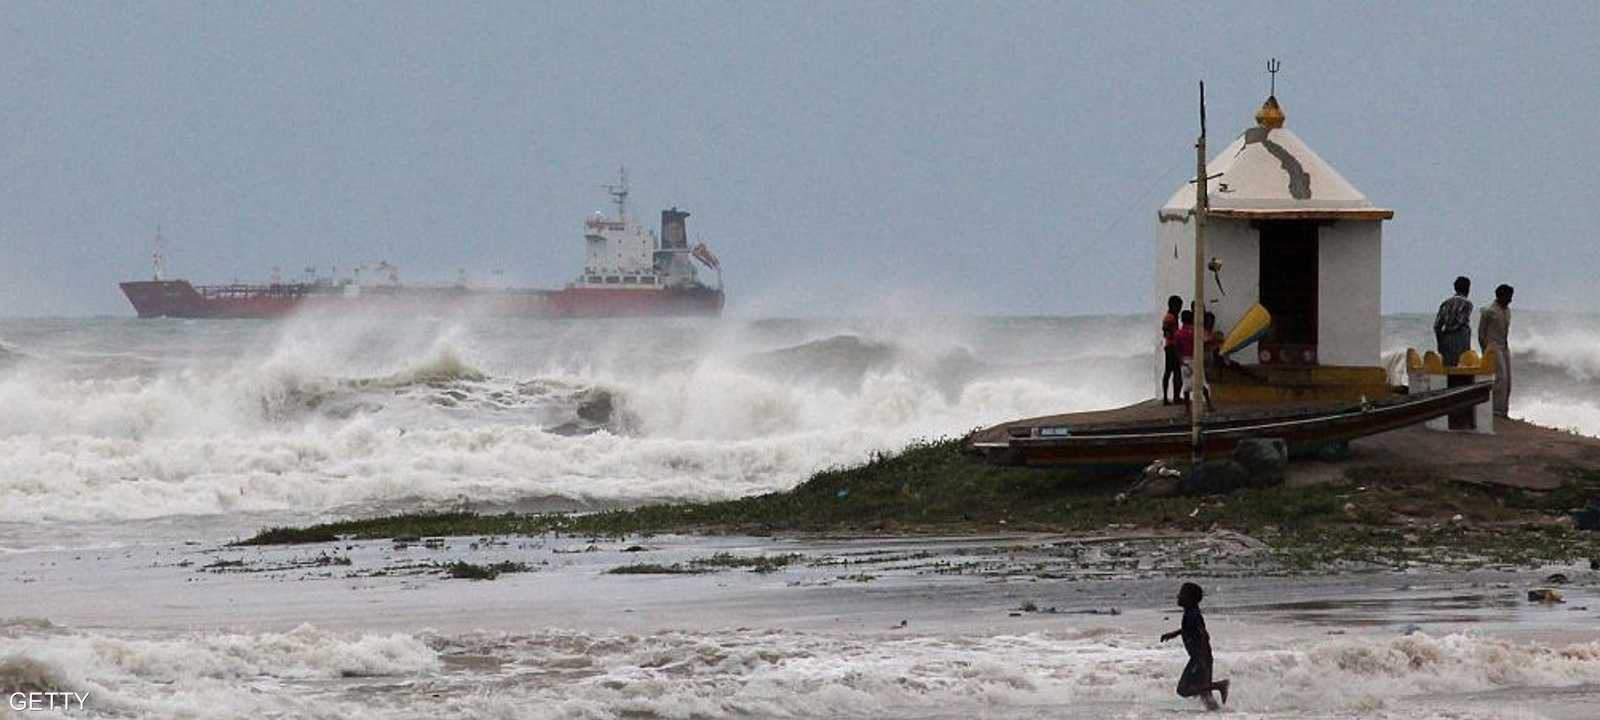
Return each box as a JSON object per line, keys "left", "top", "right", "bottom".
{"left": 1174, "top": 311, "right": 1212, "bottom": 410}
{"left": 1161, "top": 295, "right": 1183, "bottom": 405}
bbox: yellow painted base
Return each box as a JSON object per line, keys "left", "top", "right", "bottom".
{"left": 1406, "top": 347, "right": 1499, "bottom": 376}
{"left": 1210, "top": 365, "right": 1395, "bottom": 404}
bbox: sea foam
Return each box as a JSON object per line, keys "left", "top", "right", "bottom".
{"left": 3, "top": 622, "right": 1595, "bottom": 719}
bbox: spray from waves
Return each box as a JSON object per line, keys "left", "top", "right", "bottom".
{"left": 3, "top": 624, "right": 1595, "bottom": 719}
{"left": 0, "top": 314, "right": 1150, "bottom": 525}
{"left": 0, "top": 375, "right": 1118, "bottom": 524}
{"left": 1508, "top": 329, "right": 1600, "bottom": 437}
{"left": 0, "top": 344, "right": 500, "bottom": 439}
{"left": 1518, "top": 324, "right": 1600, "bottom": 382}
{"left": 1494, "top": 337, "right": 1600, "bottom": 436}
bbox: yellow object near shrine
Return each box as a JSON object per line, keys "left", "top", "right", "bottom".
{"left": 1219, "top": 303, "right": 1272, "bottom": 357}
{"left": 1408, "top": 347, "right": 1498, "bottom": 376}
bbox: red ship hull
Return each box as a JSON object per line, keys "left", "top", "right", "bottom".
{"left": 120, "top": 281, "right": 724, "bottom": 319}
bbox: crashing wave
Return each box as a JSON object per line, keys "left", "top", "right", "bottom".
{"left": 740, "top": 334, "right": 985, "bottom": 401}
{"left": 740, "top": 334, "right": 898, "bottom": 385}
{"left": 357, "top": 348, "right": 490, "bottom": 388}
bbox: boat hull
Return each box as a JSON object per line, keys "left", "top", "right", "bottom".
{"left": 120, "top": 280, "right": 724, "bottom": 319}
{"left": 965, "top": 383, "right": 1493, "bottom": 467}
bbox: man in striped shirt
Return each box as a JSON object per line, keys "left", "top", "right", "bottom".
{"left": 1433, "top": 276, "right": 1473, "bottom": 366}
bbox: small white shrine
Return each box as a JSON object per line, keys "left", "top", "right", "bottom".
{"left": 1156, "top": 91, "right": 1393, "bottom": 372}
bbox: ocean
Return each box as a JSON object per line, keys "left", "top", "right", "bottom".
{"left": 2, "top": 312, "right": 1599, "bottom": 719}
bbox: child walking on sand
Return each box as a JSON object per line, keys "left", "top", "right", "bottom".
{"left": 1160, "top": 582, "right": 1230, "bottom": 710}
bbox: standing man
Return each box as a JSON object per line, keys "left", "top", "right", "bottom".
{"left": 1478, "top": 284, "right": 1514, "bottom": 416}
{"left": 1433, "top": 276, "right": 1473, "bottom": 366}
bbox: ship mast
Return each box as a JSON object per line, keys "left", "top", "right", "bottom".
{"left": 1190, "top": 82, "right": 1209, "bottom": 466}
{"left": 602, "top": 166, "right": 629, "bottom": 222}
{"left": 151, "top": 226, "right": 166, "bottom": 281}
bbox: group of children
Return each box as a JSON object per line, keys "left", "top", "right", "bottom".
{"left": 1160, "top": 295, "right": 1224, "bottom": 409}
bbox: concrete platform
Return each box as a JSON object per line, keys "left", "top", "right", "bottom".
{"left": 1303, "top": 418, "right": 1600, "bottom": 491}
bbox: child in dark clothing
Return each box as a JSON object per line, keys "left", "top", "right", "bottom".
{"left": 1160, "top": 582, "right": 1229, "bottom": 709}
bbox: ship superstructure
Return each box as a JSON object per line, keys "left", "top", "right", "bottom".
{"left": 120, "top": 170, "right": 725, "bottom": 319}
{"left": 577, "top": 169, "right": 720, "bottom": 292}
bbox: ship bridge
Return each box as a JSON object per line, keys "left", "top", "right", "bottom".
{"left": 582, "top": 211, "right": 661, "bottom": 287}
{"left": 577, "top": 170, "right": 710, "bottom": 290}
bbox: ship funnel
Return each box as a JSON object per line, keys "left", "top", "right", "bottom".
{"left": 661, "top": 208, "right": 690, "bottom": 250}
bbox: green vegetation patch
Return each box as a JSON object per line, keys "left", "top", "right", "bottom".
{"left": 235, "top": 512, "right": 555, "bottom": 546}
{"left": 606, "top": 553, "right": 801, "bottom": 575}
{"left": 690, "top": 552, "right": 804, "bottom": 573}
{"left": 606, "top": 563, "right": 705, "bottom": 575}
{"left": 237, "top": 438, "right": 1600, "bottom": 569}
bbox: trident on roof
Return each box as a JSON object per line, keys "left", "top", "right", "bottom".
{"left": 1267, "top": 58, "right": 1281, "bottom": 96}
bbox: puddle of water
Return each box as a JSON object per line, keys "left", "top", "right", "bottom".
{"left": 1233, "top": 593, "right": 1521, "bottom": 625}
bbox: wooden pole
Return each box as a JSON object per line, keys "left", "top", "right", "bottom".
{"left": 1191, "top": 82, "right": 1209, "bottom": 466}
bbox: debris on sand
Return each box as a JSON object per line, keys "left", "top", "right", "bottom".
{"left": 1527, "top": 588, "right": 1565, "bottom": 603}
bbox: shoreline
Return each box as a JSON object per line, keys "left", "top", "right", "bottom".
{"left": 11, "top": 524, "right": 1600, "bottom": 635}
{"left": 238, "top": 418, "right": 1600, "bottom": 572}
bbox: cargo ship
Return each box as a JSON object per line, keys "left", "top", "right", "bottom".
{"left": 120, "top": 172, "right": 725, "bottom": 319}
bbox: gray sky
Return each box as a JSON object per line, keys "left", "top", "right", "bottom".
{"left": 2, "top": 1, "right": 1596, "bottom": 318}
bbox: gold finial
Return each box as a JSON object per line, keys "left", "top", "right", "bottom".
{"left": 1255, "top": 58, "right": 1285, "bottom": 128}
{"left": 1255, "top": 95, "right": 1285, "bottom": 128}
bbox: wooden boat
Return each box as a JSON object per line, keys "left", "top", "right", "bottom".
{"left": 964, "top": 382, "right": 1491, "bottom": 468}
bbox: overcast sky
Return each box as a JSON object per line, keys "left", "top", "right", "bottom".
{"left": 2, "top": 1, "right": 1595, "bottom": 318}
